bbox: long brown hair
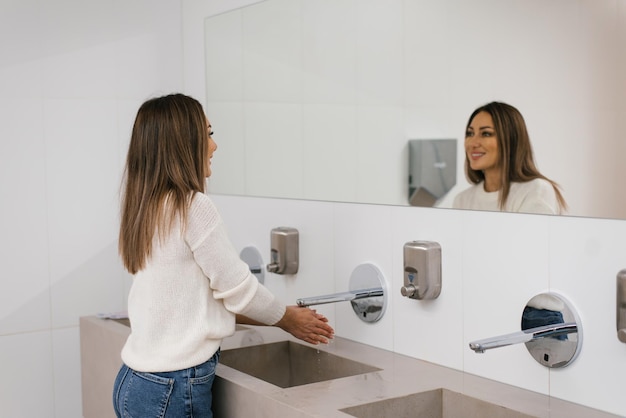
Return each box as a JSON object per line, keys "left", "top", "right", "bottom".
{"left": 464, "top": 101, "right": 567, "bottom": 212}
{"left": 119, "top": 94, "right": 209, "bottom": 274}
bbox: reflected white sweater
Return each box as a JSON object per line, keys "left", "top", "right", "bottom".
{"left": 121, "top": 193, "right": 285, "bottom": 372}
{"left": 452, "top": 178, "right": 562, "bottom": 215}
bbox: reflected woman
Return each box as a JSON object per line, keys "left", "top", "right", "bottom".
{"left": 453, "top": 101, "right": 567, "bottom": 215}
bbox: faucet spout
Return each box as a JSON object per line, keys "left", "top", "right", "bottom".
{"left": 296, "top": 287, "right": 384, "bottom": 307}
{"left": 469, "top": 322, "right": 578, "bottom": 353}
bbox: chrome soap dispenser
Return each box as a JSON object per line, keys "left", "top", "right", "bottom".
{"left": 266, "top": 227, "right": 299, "bottom": 275}
{"left": 400, "top": 241, "right": 442, "bottom": 300}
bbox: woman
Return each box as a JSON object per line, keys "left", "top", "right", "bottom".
{"left": 453, "top": 101, "right": 567, "bottom": 215}
{"left": 113, "top": 93, "right": 334, "bottom": 417}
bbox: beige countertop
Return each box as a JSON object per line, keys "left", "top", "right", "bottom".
{"left": 80, "top": 316, "right": 618, "bottom": 418}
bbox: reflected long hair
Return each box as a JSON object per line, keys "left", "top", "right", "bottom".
{"left": 119, "top": 94, "right": 208, "bottom": 274}
{"left": 464, "top": 101, "right": 567, "bottom": 212}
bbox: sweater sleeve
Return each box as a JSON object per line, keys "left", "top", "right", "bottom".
{"left": 186, "top": 193, "right": 285, "bottom": 326}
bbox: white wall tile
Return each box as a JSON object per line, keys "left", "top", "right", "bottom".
{"left": 43, "top": 42, "right": 117, "bottom": 99}
{"left": 548, "top": 215, "right": 626, "bottom": 417}
{"left": 112, "top": 34, "right": 163, "bottom": 100}
{"left": 0, "top": 0, "right": 42, "bottom": 68}
{"left": 0, "top": 331, "right": 55, "bottom": 418}
{"left": 333, "top": 202, "right": 394, "bottom": 351}
{"left": 44, "top": 99, "right": 119, "bottom": 279}
{"left": 391, "top": 205, "right": 465, "bottom": 370}
{"left": 461, "top": 210, "right": 551, "bottom": 394}
{"left": 0, "top": 99, "right": 50, "bottom": 335}
{"left": 52, "top": 327, "right": 82, "bottom": 418}
{"left": 41, "top": 0, "right": 115, "bottom": 57}
{"left": 211, "top": 195, "right": 337, "bottom": 324}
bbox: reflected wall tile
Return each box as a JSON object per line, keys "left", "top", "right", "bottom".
{"left": 302, "top": 104, "right": 357, "bottom": 203}
{"left": 205, "top": 102, "right": 246, "bottom": 196}
{"left": 333, "top": 202, "right": 394, "bottom": 351}
{"left": 402, "top": 0, "right": 450, "bottom": 107}
{"left": 355, "top": 105, "right": 404, "bottom": 206}
{"left": 244, "top": 103, "right": 303, "bottom": 199}
{"left": 0, "top": 99, "right": 50, "bottom": 335}
{"left": 204, "top": 9, "right": 244, "bottom": 102}
{"left": 461, "top": 209, "right": 550, "bottom": 395}
{"left": 0, "top": 331, "right": 55, "bottom": 417}
{"left": 356, "top": 0, "right": 403, "bottom": 106}
{"left": 242, "top": 0, "right": 301, "bottom": 103}
{"left": 301, "top": 0, "right": 357, "bottom": 105}
{"left": 391, "top": 205, "right": 464, "bottom": 370}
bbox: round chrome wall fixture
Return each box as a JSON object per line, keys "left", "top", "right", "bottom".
{"left": 348, "top": 263, "right": 387, "bottom": 323}
{"left": 240, "top": 246, "right": 265, "bottom": 284}
{"left": 522, "top": 292, "right": 583, "bottom": 368}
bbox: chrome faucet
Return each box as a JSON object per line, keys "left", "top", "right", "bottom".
{"left": 296, "top": 287, "right": 384, "bottom": 307}
{"left": 469, "top": 322, "right": 578, "bottom": 354}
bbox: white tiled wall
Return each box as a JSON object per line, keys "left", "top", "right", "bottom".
{"left": 0, "top": 0, "right": 184, "bottom": 416}
{"left": 213, "top": 193, "right": 626, "bottom": 417}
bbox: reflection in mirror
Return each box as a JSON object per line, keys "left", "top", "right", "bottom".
{"left": 522, "top": 292, "right": 582, "bottom": 368}
{"left": 408, "top": 139, "right": 456, "bottom": 207}
{"left": 204, "top": 0, "right": 626, "bottom": 219}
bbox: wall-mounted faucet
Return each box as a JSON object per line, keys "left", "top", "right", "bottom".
{"left": 469, "top": 322, "right": 578, "bottom": 353}
{"left": 266, "top": 227, "right": 299, "bottom": 275}
{"left": 468, "top": 292, "right": 583, "bottom": 368}
{"left": 296, "top": 263, "right": 387, "bottom": 323}
{"left": 296, "top": 288, "right": 384, "bottom": 307}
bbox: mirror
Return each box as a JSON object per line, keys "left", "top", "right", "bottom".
{"left": 204, "top": 0, "right": 626, "bottom": 220}
{"left": 522, "top": 292, "right": 582, "bottom": 368}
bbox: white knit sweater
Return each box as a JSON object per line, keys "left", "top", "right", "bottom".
{"left": 452, "top": 178, "right": 562, "bottom": 215}
{"left": 121, "top": 192, "right": 285, "bottom": 372}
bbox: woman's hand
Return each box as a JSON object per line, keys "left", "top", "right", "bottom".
{"left": 275, "top": 306, "right": 334, "bottom": 345}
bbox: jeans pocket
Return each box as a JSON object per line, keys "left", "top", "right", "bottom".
{"left": 189, "top": 353, "right": 219, "bottom": 416}
{"left": 122, "top": 371, "right": 174, "bottom": 418}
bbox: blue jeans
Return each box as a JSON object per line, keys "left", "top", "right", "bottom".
{"left": 113, "top": 350, "right": 220, "bottom": 418}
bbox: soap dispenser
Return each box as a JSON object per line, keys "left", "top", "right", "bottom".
{"left": 266, "top": 227, "right": 299, "bottom": 275}
{"left": 400, "top": 241, "right": 441, "bottom": 300}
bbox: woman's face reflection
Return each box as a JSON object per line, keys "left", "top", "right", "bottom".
{"left": 465, "top": 111, "right": 500, "bottom": 187}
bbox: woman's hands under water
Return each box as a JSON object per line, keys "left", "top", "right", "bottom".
{"left": 275, "top": 306, "right": 334, "bottom": 345}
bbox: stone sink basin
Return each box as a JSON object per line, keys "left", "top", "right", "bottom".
{"left": 219, "top": 340, "right": 381, "bottom": 388}
{"left": 340, "top": 388, "right": 536, "bottom": 418}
